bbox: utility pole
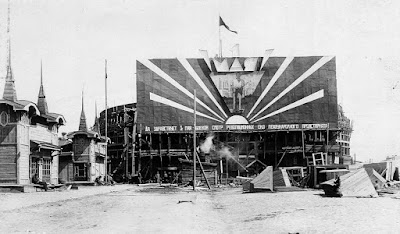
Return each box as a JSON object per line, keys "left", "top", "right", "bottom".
{"left": 193, "top": 89, "right": 196, "bottom": 191}
{"left": 124, "top": 106, "right": 129, "bottom": 180}
{"left": 131, "top": 107, "right": 137, "bottom": 176}
{"left": 105, "top": 59, "right": 108, "bottom": 182}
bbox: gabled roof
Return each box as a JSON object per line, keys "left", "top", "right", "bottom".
{"left": 42, "top": 112, "right": 66, "bottom": 125}
{"left": 0, "top": 99, "right": 40, "bottom": 114}
{"left": 30, "top": 140, "right": 60, "bottom": 151}
{"left": 67, "top": 130, "right": 100, "bottom": 139}
{"left": 66, "top": 130, "right": 110, "bottom": 143}
{"left": 59, "top": 138, "right": 72, "bottom": 147}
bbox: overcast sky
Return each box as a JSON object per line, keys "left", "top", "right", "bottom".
{"left": 1, "top": 0, "right": 400, "bottom": 162}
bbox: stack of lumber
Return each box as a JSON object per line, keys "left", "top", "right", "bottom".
{"left": 321, "top": 168, "right": 378, "bottom": 198}
{"left": 273, "top": 168, "right": 291, "bottom": 187}
{"left": 178, "top": 159, "right": 217, "bottom": 185}
{"left": 250, "top": 166, "right": 273, "bottom": 192}
{"left": 242, "top": 167, "right": 293, "bottom": 193}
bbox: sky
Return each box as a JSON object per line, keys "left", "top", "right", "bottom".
{"left": 1, "top": 0, "right": 400, "bottom": 163}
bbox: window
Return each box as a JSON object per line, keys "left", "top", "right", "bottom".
{"left": 0, "top": 111, "right": 9, "bottom": 126}
{"left": 74, "top": 163, "right": 87, "bottom": 177}
{"left": 31, "top": 159, "right": 38, "bottom": 177}
{"left": 43, "top": 159, "right": 51, "bottom": 176}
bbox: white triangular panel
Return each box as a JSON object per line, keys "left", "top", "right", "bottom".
{"left": 230, "top": 58, "right": 243, "bottom": 72}
{"left": 213, "top": 58, "right": 230, "bottom": 72}
{"left": 244, "top": 57, "right": 258, "bottom": 71}
{"left": 199, "top": 50, "right": 212, "bottom": 71}
{"left": 260, "top": 49, "right": 274, "bottom": 69}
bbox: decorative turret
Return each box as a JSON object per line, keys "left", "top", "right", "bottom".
{"left": 91, "top": 101, "right": 101, "bottom": 134}
{"left": 3, "top": 0, "right": 17, "bottom": 101}
{"left": 37, "top": 61, "right": 49, "bottom": 114}
{"left": 78, "top": 90, "right": 88, "bottom": 131}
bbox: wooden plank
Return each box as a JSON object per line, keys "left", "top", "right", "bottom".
{"left": 250, "top": 166, "right": 273, "bottom": 191}
{"left": 327, "top": 168, "right": 378, "bottom": 197}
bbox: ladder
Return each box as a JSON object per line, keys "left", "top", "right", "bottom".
{"left": 312, "top": 152, "right": 325, "bottom": 165}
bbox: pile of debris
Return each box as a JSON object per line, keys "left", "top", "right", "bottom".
{"left": 239, "top": 166, "right": 305, "bottom": 193}
{"left": 320, "top": 167, "right": 400, "bottom": 198}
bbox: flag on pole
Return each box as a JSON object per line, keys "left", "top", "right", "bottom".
{"left": 219, "top": 16, "right": 237, "bottom": 34}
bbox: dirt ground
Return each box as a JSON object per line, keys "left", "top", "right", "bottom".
{"left": 1, "top": 184, "right": 400, "bottom": 233}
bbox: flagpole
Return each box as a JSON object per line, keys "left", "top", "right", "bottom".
{"left": 105, "top": 59, "right": 108, "bottom": 183}
{"left": 193, "top": 89, "right": 197, "bottom": 191}
{"left": 219, "top": 18, "right": 222, "bottom": 58}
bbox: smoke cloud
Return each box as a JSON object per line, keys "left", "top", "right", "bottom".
{"left": 199, "top": 134, "right": 214, "bottom": 154}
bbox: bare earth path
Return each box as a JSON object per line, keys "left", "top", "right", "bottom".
{"left": 1, "top": 185, "right": 400, "bottom": 233}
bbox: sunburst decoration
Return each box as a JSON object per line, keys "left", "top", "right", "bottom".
{"left": 138, "top": 54, "right": 335, "bottom": 127}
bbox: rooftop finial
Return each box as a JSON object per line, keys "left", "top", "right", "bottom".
{"left": 7, "top": 0, "right": 11, "bottom": 68}
{"left": 40, "top": 60, "right": 43, "bottom": 85}
{"left": 79, "top": 87, "right": 88, "bottom": 131}
{"left": 37, "top": 60, "right": 48, "bottom": 114}
{"left": 3, "top": 0, "right": 17, "bottom": 101}
{"left": 91, "top": 100, "right": 101, "bottom": 134}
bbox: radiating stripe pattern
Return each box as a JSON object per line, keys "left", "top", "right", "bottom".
{"left": 137, "top": 55, "right": 335, "bottom": 126}
{"left": 139, "top": 59, "right": 225, "bottom": 121}
{"left": 149, "top": 93, "right": 223, "bottom": 122}
{"left": 249, "top": 56, "right": 333, "bottom": 122}
{"left": 252, "top": 89, "right": 325, "bottom": 123}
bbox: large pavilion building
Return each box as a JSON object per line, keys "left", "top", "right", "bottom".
{"left": 98, "top": 50, "right": 353, "bottom": 185}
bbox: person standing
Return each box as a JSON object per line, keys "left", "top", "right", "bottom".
{"left": 231, "top": 73, "right": 245, "bottom": 112}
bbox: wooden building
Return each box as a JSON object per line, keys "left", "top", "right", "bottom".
{"left": 97, "top": 53, "right": 352, "bottom": 184}
{"left": 59, "top": 95, "right": 107, "bottom": 183}
{"left": 0, "top": 57, "right": 65, "bottom": 184}
{"left": 0, "top": 2, "right": 65, "bottom": 186}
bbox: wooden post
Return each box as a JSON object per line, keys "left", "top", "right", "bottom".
{"left": 193, "top": 90, "right": 196, "bottom": 190}
{"left": 274, "top": 132, "right": 278, "bottom": 168}
{"left": 195, "top": 151, "right": 211, "bottom": 189}
{"left": 219, "top": 159, "right": 223, "bottom": 184}
{"left": 104, "top": 59, "right": 108, "bottom": 182}
{"left": 326, "top": 129, "right": 329, "bottom": 164}
{"left": 301, "top": 130, "right": 306, "bottom": 159}
{"left": 138, "top": 124, "right": 142, "bottom": 174}
{"left": 214, "top": 170, "right": 218, "bottom": 185}
{"left": 263, "top": 132, "right": 266, "bottom": 160}
{"left": 225, "top": 155, "right": 228, "bottom": 184}
{"left": 131, "top": 108, "right": 137, "bottom": 176}
{"left": 124, "top": 108, "right": 129, "bottom": 179}
{"left": 149, "top": 133, "right": 153, "bottom": 178}
{"left": 159, "top": 133, "right": 162, "bottom": 168}
{"left": 167, "top": 134, "right": 171, "bottom": 165}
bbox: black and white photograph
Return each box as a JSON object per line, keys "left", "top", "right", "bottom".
{"left": 1, "top": 0, "right": 400, "bottom": 233}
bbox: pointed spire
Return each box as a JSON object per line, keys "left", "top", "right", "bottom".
{"left": 3, "top": 0, "right": 17, "bottom": 101}
{"left": 79, "top": 89, "right": 88, "bottom": 131}
{"left": 37, "top": 60, "right": 49, "bottom": 114}
{"left": 91, "top": 101, "right": 101, "bottom": 134}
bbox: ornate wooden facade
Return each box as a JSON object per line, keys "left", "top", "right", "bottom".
{"left": 0, "top": 66, "right": 65, "bottom": 185}
{"left": 59, "top": 96, "right": 107, "bottom": 183}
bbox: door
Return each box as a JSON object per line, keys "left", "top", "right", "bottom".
{"left": 0, "top": 146, "right": 17, "bottom": 184}
{"left": 73, "top": 163, "right": 88, "bottom": 181}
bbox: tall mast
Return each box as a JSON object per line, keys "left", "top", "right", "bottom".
{"left": 219, "top": 16, "right": 222, "bottom": 58}
{"left": 3, "top": 0, "right": 17, "bottom": 101}
{"left": 193, "top": 90, "right": 196, "bottom": 190}
{"left": 105, "top": 60, "right": 108, "bottom": 181}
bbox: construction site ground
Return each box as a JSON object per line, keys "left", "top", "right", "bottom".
{"left": 1, "top": 184, "right": 400, "bottom": 233}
